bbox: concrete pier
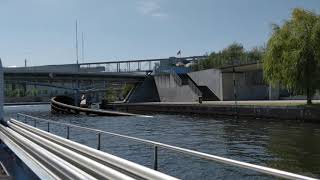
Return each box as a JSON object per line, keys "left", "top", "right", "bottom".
{"left": 102, "top": 102, "right": 320, "bottom": 122}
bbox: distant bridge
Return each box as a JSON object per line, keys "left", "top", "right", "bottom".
{"left": 3, "top": 56, "right": 207, "bottom": 101}
{"left": 4, "top": 70, "right": 146, "bottom": 84}
{"left": 5, "top": 56, "right": 207, "bottom": 74}
{"left": 78, "top": 56, "right": 207, "bottom": 73}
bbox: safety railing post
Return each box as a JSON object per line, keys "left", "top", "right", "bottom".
{"left": 8, "top": 113, "right": 317, "bottom": 180}
{"left": 153, "top": 146, "right": 158, "bottom": 170}
{"left": 97, "top": 133, "right": 101, "bottom": 150}
{"left": 67, "top": 126, "right": 70, "bottom": 139}
{"left": 47, "top": 122, "right": 50, "bottom": 132}
{"left": 24, "top": 116, "right": 27, "bottom": 123}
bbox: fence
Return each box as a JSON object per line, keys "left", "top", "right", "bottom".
{"left": 15, "top": 113, "right": 316, "bottom": 180}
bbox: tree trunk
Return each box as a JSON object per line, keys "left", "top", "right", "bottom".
{"left": 307, "top": 87, "right": 312, "bottom": 105}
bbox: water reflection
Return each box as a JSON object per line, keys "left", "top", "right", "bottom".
{"left": 266, "top": 124, "right": 320, "bottom": 177}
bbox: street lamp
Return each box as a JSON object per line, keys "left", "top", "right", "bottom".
{"left": 232, "top": 60, "right": 238, "bottom": 119}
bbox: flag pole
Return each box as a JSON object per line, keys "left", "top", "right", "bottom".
{"left": 81, "top": 32, "right": 84, "bottom": 63}
{"left": 75, "top": 20, "right": 79, "bottom": 65}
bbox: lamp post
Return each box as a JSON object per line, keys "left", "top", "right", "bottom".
{"left": 232, "top": 60, "right": 238, "bottom": 119}
{"left": 75, "top": 20, "right": 80, "bottom": 106}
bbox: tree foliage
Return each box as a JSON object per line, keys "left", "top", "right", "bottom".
{"left": 122, "top": 84, "right": 134, "bottom": 97}
{"left": 104, "top": 87, "right": 117, "bottom": 102}
{"left": 263, "top": 8, "right": 320, "bottom": 104}
{"left": 192, "top": 43, "right": 264, "bottom": 71}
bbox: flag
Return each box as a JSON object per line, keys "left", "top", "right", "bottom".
{"left": 177, "top": 50, "right": 181, "bottom": 56}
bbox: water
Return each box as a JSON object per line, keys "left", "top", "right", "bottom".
{"left": 4, "top": 105, "right": 320, "bottom": 179}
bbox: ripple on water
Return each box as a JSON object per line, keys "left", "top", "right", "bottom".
{"left": 4, "top": 105, "right": 320, "bottom": 179}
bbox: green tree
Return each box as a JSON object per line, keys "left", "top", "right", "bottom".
{"left": 222, "top": 42, "right": 245, "bottom": 63}
{"left": 191, "top": 42, "right": 263, "bottom": 70}
{"left": 122, "top": 84, "right": 134, "bottom": 97}
{"left": 104, "top": 88, "right": 117, "bottom": 102}
{"left": 263, "top": 8, "right": 320, "bottom": 104}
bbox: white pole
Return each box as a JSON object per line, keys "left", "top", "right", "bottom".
{"left": 81, "top": 32, "right": 84, "bottom": 63}
{"left": 0, "top": 58, "right": 4, "bottom": 124}
{"left": 76, "top": 20, "right": 79, "bottom": 65}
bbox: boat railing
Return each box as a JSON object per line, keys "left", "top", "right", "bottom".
{"left": 16, "top": 113, "right": 316, "bottom": 180}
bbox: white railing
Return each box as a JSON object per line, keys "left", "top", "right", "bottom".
{"left": 6, "top": 119, "right": 176, "bottom": 180}
{"left": 16, "top": 113, "right": 317, "bottom": 180}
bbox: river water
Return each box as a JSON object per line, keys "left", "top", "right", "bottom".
{"left": 4, "top": 105, "right": 320, "bottom": 179}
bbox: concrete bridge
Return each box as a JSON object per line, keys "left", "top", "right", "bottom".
{"left": 5, "top": 56, "right": 207, "bottom": 74}
{"left": 3, "top": 56, "right": 207, "bottom": 102}
{"left": 4, "top": 70, "right": 146, "bottom": 84}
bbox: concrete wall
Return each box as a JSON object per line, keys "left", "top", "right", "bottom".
{"left": 269, "top": 85, "right": 280, "bottom": 100}
{"left": 188, "top": 69, "right": 223, "bottom": 100}
{"left": 221, "top": 73, "right": 238, "bottom": 101}
{"left": 222, "top": 71, "right": 268, "bottom": 101}
{"left": 5, "top": 96, "right": 50, "bottom": 103}
{"left": 154, "top": 74, "right": 199, "bottom": 102}
{"left": 185, "top": 68, "right": 269, "bottom": 101}
{"left": 128, "top": 76, "right": 160, "bottom": 103}
{"left": 104, "top": 103, "right": 320, "bottom": 122}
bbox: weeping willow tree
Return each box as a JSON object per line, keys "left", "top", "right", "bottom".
{"left": 263, "top": 8, "right": 320, "bottom": 104}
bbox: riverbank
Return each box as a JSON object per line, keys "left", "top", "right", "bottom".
{"left": 5, "top": 102, "right": 50, "bottom": 106}
{"left": 102, "top": 101, "right": 320, "bottom": 122}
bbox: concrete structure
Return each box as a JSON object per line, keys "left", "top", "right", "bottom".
{"left": 3, "top": 69, "right": 146, "bottom": 103}
{"left": 103, "top": 102, "right": 320, "bottom": 122}
{"left": 154, "top": 74, "right": 200, "bottom": 102}
{"left": 188, "top": 63, "right": 270, "bottom": 101}
{"left": 7, "top": 59, "right": 319, "bottom": 103}
{"left": 127, "top": 76, "right": 160, "bottom": 103}
{"left": 144, "top": 63, "right": 270, "bottom": 102}
{"left": 2, "top": 56, "right": 206, "bottom": 103}
{"left": 188, "top": 69, "right": 223, "bottom": 100}
{"left": 127, "top": 63, "right": 270, "bottom": 103}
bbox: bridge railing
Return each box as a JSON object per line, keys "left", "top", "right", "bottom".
{"left": 169, "top": 69, "right": 183, "bottom": 86}
{"left": 15, "top": 113, "right": 316, "bottom": 180}
{"left": 187, "top": 78, "right": 202, "bottom": 97}
{"left": 79, "top": 56, "right": 206, "bottom": 73}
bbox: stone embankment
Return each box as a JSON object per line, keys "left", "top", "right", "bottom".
{"left": 51, "top": 96, "right": 138, "bottom": 116}
{"left": 102, "top": 102, "right": 320, "bottom": 122}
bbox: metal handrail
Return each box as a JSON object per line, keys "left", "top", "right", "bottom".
{"left": 170, "top": 70, "right": 202, "bottom": 97}
{"left": 16, "top": 113, "right": 317, "bottom": 180}
{"left": 187, "top": 78, "right": 202, "bottom": 97}
{"left": 169, "top": 70, "right": 182, "bottom": 86}
{"left": 9, "top": 119, "right": 177, "bottom": 180}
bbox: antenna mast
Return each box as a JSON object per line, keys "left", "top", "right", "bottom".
{"left": 75, "top": 20, "right": 79, "bottom": 64}
{"left": 81, "top": 32, "right": 84, "bottom": 63}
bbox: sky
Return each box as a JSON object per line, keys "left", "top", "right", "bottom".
{"left": 1, "top": 0, "right": 320, "bottom": 67}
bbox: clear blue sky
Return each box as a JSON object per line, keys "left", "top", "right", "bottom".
{"left": 1, "top": 0, "right": 320, "bottom": 67}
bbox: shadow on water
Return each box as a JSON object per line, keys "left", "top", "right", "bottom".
{"left": 4, "top": 105, "right": 320, "bottom": 179}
